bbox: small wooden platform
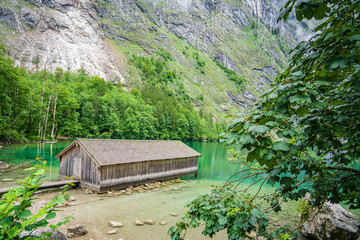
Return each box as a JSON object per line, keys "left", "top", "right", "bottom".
{"left": 0, "top": 179, "right": 80, "bottom": 195}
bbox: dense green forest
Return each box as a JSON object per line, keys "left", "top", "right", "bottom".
{"left": 0, "top": 45, "right": 224, "bottom": 142}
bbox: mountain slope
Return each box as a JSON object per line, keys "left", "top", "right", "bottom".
{"left": 0, "top": 0, "right": 293, "bottom": 118}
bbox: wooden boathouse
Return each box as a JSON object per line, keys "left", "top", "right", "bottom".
{"left": 55, "top": 139, "right": 201, "bottom": 192}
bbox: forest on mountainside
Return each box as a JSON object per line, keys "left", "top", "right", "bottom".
{"left": 0, "top": 45, "right": 225, "bottom": 142}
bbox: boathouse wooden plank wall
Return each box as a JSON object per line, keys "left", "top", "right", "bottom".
{"left": 58, "top": 144, "right": 100, "bottom": 191}
{"left": 99, "top": 157, "right": 198, "bottom": 191}
{"left": 56, "top": 139, "right": 201, "bottom": 192}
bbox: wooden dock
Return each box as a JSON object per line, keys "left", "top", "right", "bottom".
{"left": 0, "top": 179, "right": 80, "bottom": 195}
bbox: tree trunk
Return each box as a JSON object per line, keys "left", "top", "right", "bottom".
{"left": 50, "top": 75, "right": 60, "bottom": 139}
{"left": 42, "top": 95, "right": 52, "bottom": 142}
{"left": 26, "top": 95, "right": 32, "bottom": 135}
{"left": 38, "top": 72, "right": 47, "bottom": 138}
{"left": 55, "top": 125, "right": 60, "bottom": 139}
{"left": 50, "top": 93, "right": 58, "bottom": 139}
{"left": 13, "top": 87, "right": 19, "bottom": 127}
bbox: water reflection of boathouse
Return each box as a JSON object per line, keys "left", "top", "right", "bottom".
{"left": 55, "top": 139, "right": 201, "bottom": 192}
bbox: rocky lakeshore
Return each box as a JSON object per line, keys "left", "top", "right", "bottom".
{"left": 30, "top": 179, "right": 231, "bottom": 240}
{"left": 27, "top": 177, "right": 313, "bottom": 240}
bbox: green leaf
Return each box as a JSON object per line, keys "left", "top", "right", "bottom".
{"left": 247, "top": 151, "right": 256, "bottom": 162}
{"left": 267, "top": 177, "right": 279, "bottom": 186}
{"left": 238, "top": 133, "right": 256, "bottom": 145}
{"left": 18, "top": 209, "right": 32, "bottom": 219}
{"left": 230, "top": 117, "right": 244, "bottom": 126}
{"left": 272, "top": 141, "right": 290, "bottom": 151}
{"left": 289, "top": 145, "right": 299, "bottom": 155}
{"left": 265, "top": 121, "right": 278, "bottom": 127}
{"left": 218, "top": 216, "right": 227, "bottom": 225}
{"left": 349, "top": 34, "right": 360, "bottom": 41}
{"left": 314, "top": 81, "right": 330, "bottom": 86}
{"left": 34, "top": 169, "right": 45, "bottom": 176}
{"left": 309, "top": 102, "right": 327, "bottom": 109}
{"left": 35, "top": 219, "right": 48, "bottom": 228}
{"left": 289, "top": 95, "right": 311, "bottom": 103}
{"left": 296, "top": 107, "right": 309, "bottom": 116}
{"left": 302, "top": 5, "right": 314, "bottom": 19}
{"left": 280, "top": 176, "right": 294, "bottom": 187}
{"left": 313, "top": 4, "right": 327, "bottom": 20}
{"left": 330, "top": 58, "right": 347, "bottom": 69}
{"left": 248, "top": 125, "right": 270, "bottom": 135}
{"left": 49, "top": 224, "right": 57, "bottom": 230}
{"left": 255, "top": 147, "right": 268, "bottom": 159}
{"left": 277, "top": 129, "right": 296, "bottom": 138}
{"left": 45, "top": 212, "right": 56, "bottom": 220}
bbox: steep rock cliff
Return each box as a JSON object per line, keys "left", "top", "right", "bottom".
{"left": 0, "top": 0, "right": 293, "bottom": 116}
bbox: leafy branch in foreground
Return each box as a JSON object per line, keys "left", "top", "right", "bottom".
{"left": 0, "top": 160, "right": 72, "bottom": 239}
{"left": 170, "top": 0, "right": 360, "bottom": 238}
{"left": 168, "top": 157, "right": 294, "bottom": 239}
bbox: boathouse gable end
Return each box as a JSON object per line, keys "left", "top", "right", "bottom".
{"left": 55, "top": 139, "right": 201, "bottom": 192}
{"left": 57, "top": 142, "right": 101, "bottom": 191}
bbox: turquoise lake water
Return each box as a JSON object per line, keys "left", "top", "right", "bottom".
{"left": 1, "top": 140, "right": 359, "bottom": 237}
{"left": 0, "top": 141, "right": 243, "bottom": 183}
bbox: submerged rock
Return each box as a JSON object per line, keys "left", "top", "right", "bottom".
{"left": 0, "top": 161, "right": 9, "bottom": 169}
{"left": 108, "top": 221, "right": 123, "bottom": 228}
{"left": 135, "top": 219, "right": 144, "bottom": 226}
{"left": 84, "top": 189, "right": 93, "bottom": 194}
{"left": 67, "top": 225, "right": 87, "bottom": 238}
{"left": 107, "top": 229, "right": 117, "bottom": 235}
{"left": 301, "top": 201, "right": 360, "bottom": 240}
{"left": 160, "top": 221, "right": 168, "bottom": 225}
{"left": 169, "top": 212, "right": 178, "bottom": 217}
{"left": 144, "top": 219, "right": 155, "bottom": 225}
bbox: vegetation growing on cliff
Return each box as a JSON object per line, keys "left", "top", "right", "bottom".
{"left": 0, "top": 48, "right": 225, "bottom": 142}
{"left": 170, "top": 0, "right": 360, "bottom": 238}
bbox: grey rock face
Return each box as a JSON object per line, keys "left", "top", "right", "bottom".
{"left": 48, "top": 230, "right": 68, "bottom": 240}
{"left": 19, "top": 230, "right": 67, "bottom": 240}
{"left": 256, "top": 75, "right": 272, "bottom": 92}
{"left": 245, "top": 0, "right": 294, "bottom": 39}
{"left": 23, "top": 0, "right": 42, "bottom": 7}
{"left": 21, "top": 8, "right": 40, "bottom": 29}
{"left": 301, "top": 201, "right": 360, "bottom": 240}
{"left": 226, "top": 91, "right": 248, "bottom": 108}
{"left": 0, "top": 7, "right": 19, "bottom": 32}
{"left": 133, "top": 0, "right": 250, "bottom": 60}
{"left": 263, "top": 66, "right": 278, "bottom": 77}
{"left": 0, "top": 0, "right": 292, "bottom": 114}
{"left": 0, "top": 0, "right": 284, "bottom": 82}
{"left": 1, "top": 0, "right": 125, "bottom": 83}
{"left": 67, "top": 225, "right": 87, "bottom": 238}
{"left": 214, "top": 52, "right": 237, "bottom": 71}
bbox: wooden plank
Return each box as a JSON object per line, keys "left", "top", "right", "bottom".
{"left": 0, "top": 180, "right": 79, "bottom": 195}
{"left": 37, "top": 180, "right": 80, "bottom": 190}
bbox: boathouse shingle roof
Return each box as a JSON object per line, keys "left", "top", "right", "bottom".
{"left": 55, "top": 139, "right": 201, "bottom": 166}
